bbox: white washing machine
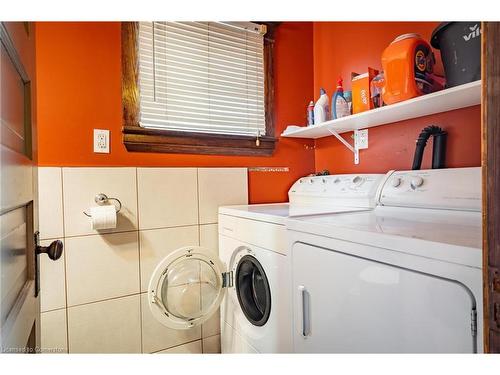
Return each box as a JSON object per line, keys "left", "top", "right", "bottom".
{"left": 286, "top": 167, "right": 483, "bottom": 353}
{"left": 146, "top": 173, "right": 385, "bottom": 353}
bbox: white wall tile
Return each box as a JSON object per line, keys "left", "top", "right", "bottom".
{"left": 62, "top": 167, "right": 138, "bottom": 237}
{"left": 200, "top": 224, "right": 219, "bottom": 255}
{"left": 140, "top": 293, "right": 201, "bottom": 354}
{"left": 41, "top": 309, "right": 68, "bottom": 353}
{"left": 40, "top": 238, "right": 66, "bottom": 312}
{"left": 65, "top": 231, "right": 139, "bottom": 306}
{"left": 199, "top": 224, "right": 221, "bottom": 338}
{"left": 67, "top": 295, "right": 141, "bottom": 353}
{"left": 38, "top": 167, "right": 64, "bottom": 240}
{"left": 137, "top": 168, "right": 198, "bottom": 230}
{"left": 139, "top": 226, "right": 199, "bottom": 292}
{"left": 198, "top": 168, "right": 248, "bottom": 224}
{"left": 155, "top": 340, "right": 202, "bottom": 354}
{"left": 202, "top": 334, "right": 221, "bottom": 354}
{"left": 202, "top": 309, "right": 221, "bottom": 338}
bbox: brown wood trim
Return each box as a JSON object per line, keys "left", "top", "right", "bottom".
{"left": 123, "top": 126, "right": 276, "bottom": 156}
{"left": 263, "top": 24, "right": 277, "bottom": 138}
{"left": 121, "top": 22, "right": 140, "bottom": 128}
{"left": 482, "top": 21, "right": 500, "bottom": 353}
{"left": 121, "top": 22, "right": 277, "bottom": 156}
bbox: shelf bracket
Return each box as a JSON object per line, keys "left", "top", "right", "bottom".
{"left": 327, "top": 128, "right": 360, "bottom": 164}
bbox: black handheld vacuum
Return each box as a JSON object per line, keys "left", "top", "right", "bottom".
{"left": 412, "top": 125, "right": 447, "bottom": 170}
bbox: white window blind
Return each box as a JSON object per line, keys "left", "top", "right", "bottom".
{"left": 138, "top": 21, "right": 267, "bottom": 137}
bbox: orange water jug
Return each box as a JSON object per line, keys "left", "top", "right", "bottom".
{"left": 381, "top": 33, "right": 434, "bottom": 105}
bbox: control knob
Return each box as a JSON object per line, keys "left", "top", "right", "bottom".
{"left": 391, "top": 177, "right": 402, "bottom": 188}
{"left": 351, "top": 176, "right": 364, "bottom": 186}
{"left": 410, "top": 176, "right": 424, "bottom": 189}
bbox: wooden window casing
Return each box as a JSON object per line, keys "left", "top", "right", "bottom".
{"left": 121, "top": 22, "right": 278, "bottom": 156}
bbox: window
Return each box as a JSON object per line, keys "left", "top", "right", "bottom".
{"left": 122, "top": 22, "right": 277, "bottom": 156}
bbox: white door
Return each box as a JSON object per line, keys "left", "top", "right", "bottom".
{"left": 1, "top": 22, "right": 63, "bottom": 353}
{"left": 148, "top": 244, "right": 274, "bottom": 333}
{"left": 148, "top": 246, "right": 230, "bottom": 330}
{"left": 292, "top": 242, "right": 476, "bottom": 353}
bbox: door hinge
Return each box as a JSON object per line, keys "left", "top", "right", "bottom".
{"left": 222, "top": 271, "right": 233, "bottom": 288}
{"left": 471, "top": 308, "right": 477, "bottom": 338}
{"left": 494, "top": 302, "right": 500, "bottom": 329}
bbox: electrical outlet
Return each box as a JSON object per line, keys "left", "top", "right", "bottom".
{"left": 93, "top": 129, "right": 110, "bottom": 153}
{"left": 354, "top": 129, "right": 368, "bottom": 150}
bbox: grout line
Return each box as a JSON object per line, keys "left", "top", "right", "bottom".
{"left": 62, "top": 222, "right": 209, "bottom": 240}
{"left": 135, "top": 167, "right": 144, "bottom": 353}
{"left": 139, "top": 223, "right": 202, "bottom": 233}
{"left": 66, "top": 292, "right": 142, "bottom": 309}
{"left": 196, "top": 169, "right": 205, "bottom": 340}
{"left": 60, "top": 167, "right": 70, "bottom": 354}
{"left": 40, "top": 306, "right": 67, "bottom": 314}
{"left": 196, "top": 168, "right": 201, "bottom": 227}
{"left": 150, "top": 338, "right": 203, "bottom": 354}
{"left": 63, "top": 228, "right": 139, "bottom": 239}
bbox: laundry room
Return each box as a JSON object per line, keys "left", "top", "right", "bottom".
{"left": 1, "top": 0, "right": 500, "bottom": 373}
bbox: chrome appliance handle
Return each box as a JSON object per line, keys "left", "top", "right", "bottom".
{"left": 298, "top": 285, "right": 311, "bottom": 337}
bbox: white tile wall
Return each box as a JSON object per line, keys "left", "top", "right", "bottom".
{"left": 199, "top": 223, "right": 221, "bottom": 339}
{"left": 202, "top": 334, "right": 221, "bottom": 354}
{"left": 41, "top": 309, "right": 68, "bottom": 353}
{"left": 155, "top": 340, "right": 202, "bottom": 354}
{"left": 140, "top": 293, "right": 201, "bottom": 353}
{"left": 198, "top": 168, "right": 248, "bottom": 224}
{"left": 200, "top": 223, "right": 219, "bottom": 254}
{"left": 38, "top": 167, "right": 246, "bottom": 354}
{"left": 139, "top": 226, "right": 198, "bottom": 292}
{"left": 65, "top": 231, "right": 140, "bottom": 306}
{"left": 38, "top": 167, "right": 64, "bottom": 240}
{"left": 67, "top": 295, "right": 142, "bottom": 353}
{"left": 137, "top": 168, "right": 198, "bottom": 230}
{"left": 62, "top": 167, "right": 138, "bottom": 237}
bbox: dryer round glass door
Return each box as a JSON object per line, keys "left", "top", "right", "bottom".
{"left": 235, "top": 255, "right": 271, "bottom": 326}
{"left": 148, "top": 246, "right": 226, "bottom": 330}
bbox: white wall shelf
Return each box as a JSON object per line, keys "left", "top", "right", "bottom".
{"left": 281, "top": 80, "right": 481, "bottom": 139}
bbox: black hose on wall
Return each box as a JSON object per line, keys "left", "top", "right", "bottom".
{"left": 412, "top": 125, "right": 447, "bottom": 170}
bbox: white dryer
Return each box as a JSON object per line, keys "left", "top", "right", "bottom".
{"left": 145, "top": 173, "right": 386, "bottom": 353}
{"left": 286, "top": 167, "right": 483, "bottom": 353}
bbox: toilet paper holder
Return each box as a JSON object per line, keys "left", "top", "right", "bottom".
{"left": 83, "top": 193, "right": 122, "bottom": 217}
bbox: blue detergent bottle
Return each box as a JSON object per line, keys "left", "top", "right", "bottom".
{"left": 331, "top": 78, "right": 350, "bottom": 120}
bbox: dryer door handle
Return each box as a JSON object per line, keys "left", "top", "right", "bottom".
{"left": 298, "top": 285, "right": 311, "bottom": 337}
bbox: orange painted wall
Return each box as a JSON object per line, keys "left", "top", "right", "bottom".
{"left": 35, "top": 22, "right": 315, "bottom": 203}
{"left": 312, "top": 22, "right": 481, "bottom": 173}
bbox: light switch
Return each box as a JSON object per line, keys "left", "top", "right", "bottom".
{"left": 93, "top": 129, "right": 110, "bottom": 153}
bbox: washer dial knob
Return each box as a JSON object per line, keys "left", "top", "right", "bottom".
{"left": 352, "top": 176, "right": 364, "bottom": 185}
{"left": 410, "top": 176, "right": 424, "bottom": 189}
{"left": 391, "top": 177, "right": 402, "bottom": 188}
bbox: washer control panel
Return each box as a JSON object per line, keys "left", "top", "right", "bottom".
{"left": 289, "top": 174, "right": 385, "bottom": 208}
{"left": 380, "top": 167, "right": 481, "bottom": 211}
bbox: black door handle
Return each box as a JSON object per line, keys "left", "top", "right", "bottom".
{"left": 36, "top": 240, "right": 63, "bottom": 261}
{"left": 33, "top": 231, "right": 64, "bottom": 297}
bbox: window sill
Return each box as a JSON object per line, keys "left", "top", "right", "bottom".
{"left": 122, "top": 126, "right": 277, "bottom": 156}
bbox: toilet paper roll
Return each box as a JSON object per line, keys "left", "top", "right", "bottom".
{"left": 89, "top": 205, "right": 117, "bottom": 230}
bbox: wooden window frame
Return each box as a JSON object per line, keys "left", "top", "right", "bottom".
{"left": 121, "top": 22, "right": 278, "bottom": 156}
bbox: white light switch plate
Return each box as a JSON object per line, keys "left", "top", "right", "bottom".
{"left": 93, "top": 129, "right": 110, "bottom": 153}
{"left": 354, "top": 129, "right": 368, "bottom": 150}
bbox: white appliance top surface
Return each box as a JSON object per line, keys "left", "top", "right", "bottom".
{"left": 219, "top": 173, "right": 386, "bottom": 224}
{"left": 219, "top": 203, "right": 369, "bottom": 224}
{"left": 286, "top": 206, "right": 482, "bottom": 268}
